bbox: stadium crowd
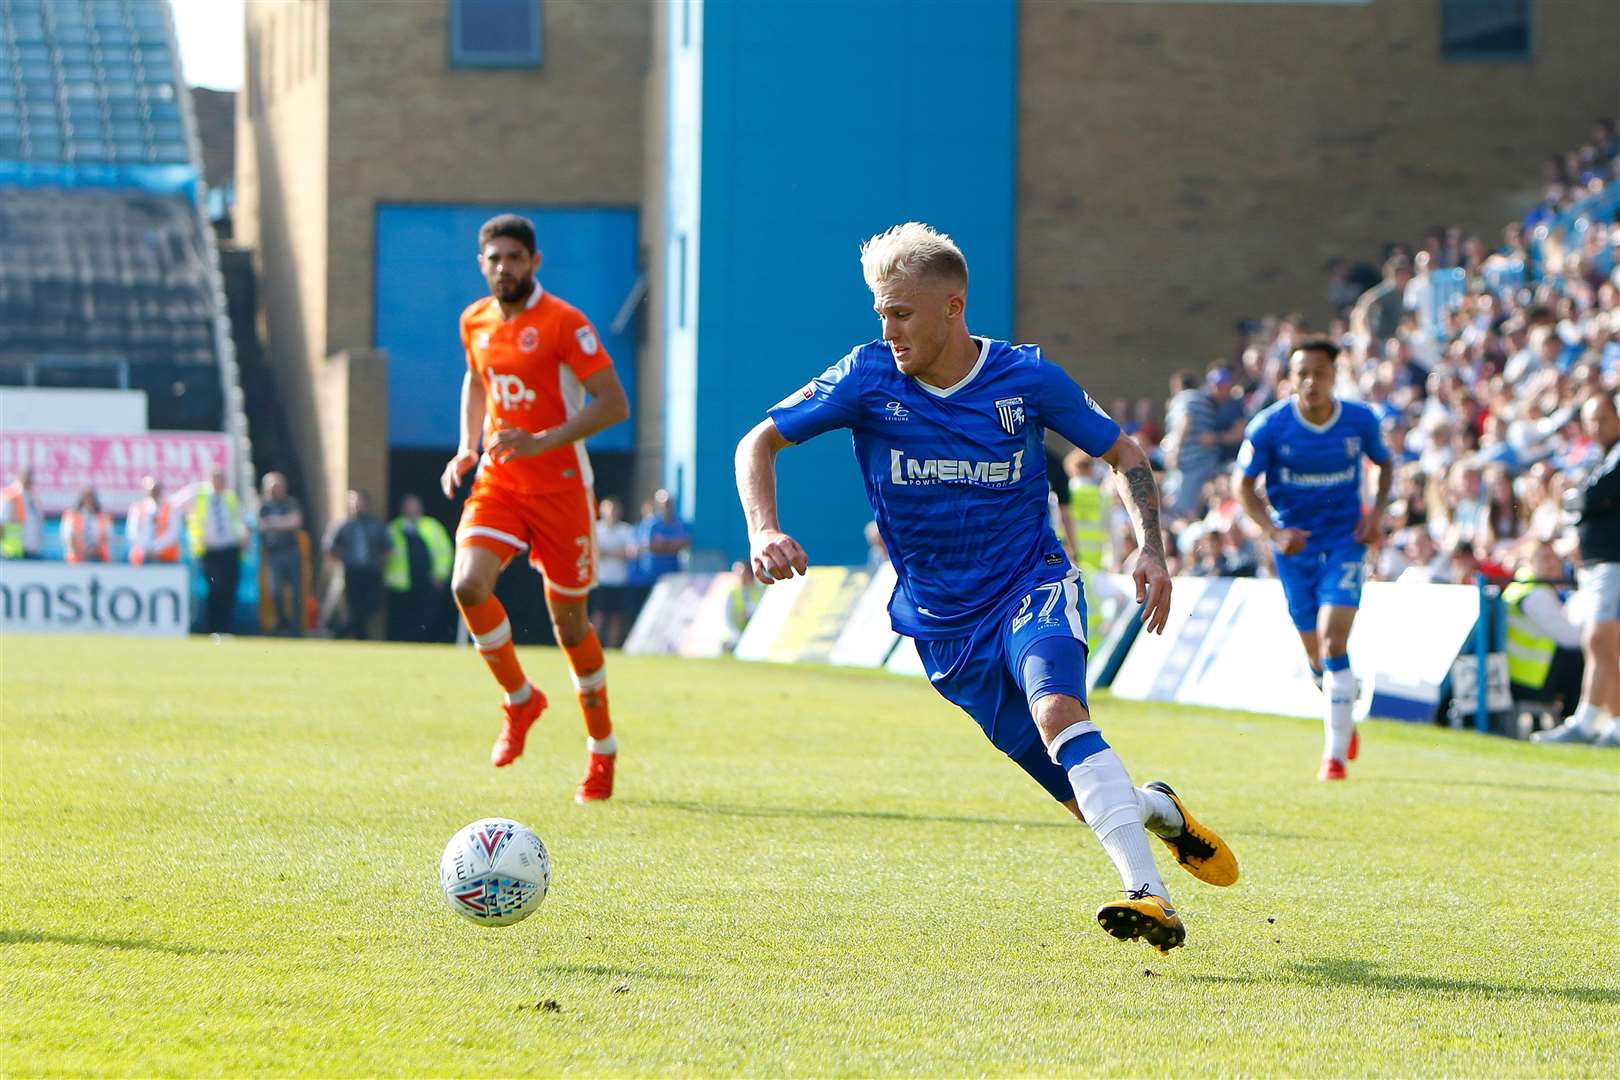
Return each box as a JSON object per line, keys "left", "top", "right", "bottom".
{"left": 1069, "top": 119, "right": 1620, "bottom": 733}
{"left": 1073, "top": 120, "right": 1617, "bottom": 581}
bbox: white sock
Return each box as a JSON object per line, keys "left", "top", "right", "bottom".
{"left": 1566, "top": 703, "right": 1601, "bottom": 735}
{"left": 587, "top": 734, "right": 618, "bottom": 755}
{"left": 503, "top": 681, "right": 533, "bottom": 706}
{"left": 1066, "top": 749, "right": 1170, "bottom": 901}
{"left": 1325, "top": 667, "right": 1355, "bottom": 761}
{"left": 1135, "top": 786, "right": 1184, "bottom": 838}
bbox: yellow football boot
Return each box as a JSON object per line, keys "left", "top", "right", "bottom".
{"left": 1144, "top": 780, "right": 1240, "bottom": 887}
{"left": 1096, "top": 890, "right": 1185, "bottom": 954}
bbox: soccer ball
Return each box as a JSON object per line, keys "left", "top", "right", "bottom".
{"left": 439, "top": 817, "right": 551, "bottom": 927}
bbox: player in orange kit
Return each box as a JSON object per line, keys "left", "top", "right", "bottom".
{"left": 439, "top": 214, "right": 630, "bottom": 803}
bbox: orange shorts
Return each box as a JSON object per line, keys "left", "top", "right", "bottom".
{"left": 457, "top": 478, "right": 596, "bottom": 598}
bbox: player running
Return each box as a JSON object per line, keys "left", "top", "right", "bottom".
{"left": 440, "top": 215, "right": 630, "bottom": 803}
{"left": 1236, "top": 339, "right": 1391, "bottom": 781}
{"left": 735, "top": 223, "right": 1238, "bottom": 954}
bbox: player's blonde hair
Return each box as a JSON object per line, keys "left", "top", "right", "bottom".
{"left": 859, "top": 222, "right": 968, "bottom": 292}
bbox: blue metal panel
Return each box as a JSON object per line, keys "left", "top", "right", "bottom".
{"left": 373, "top": 204, "right": 639, "bottom": 451}
{"left": 666, "top": 0, "right": 1017, "bottom": 566}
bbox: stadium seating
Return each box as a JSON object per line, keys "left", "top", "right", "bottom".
{"left": 0, "top": 0, "right": 186, "bottom": 166}
{"left": 0, "top": 0, "right": 234, "bottom": 435}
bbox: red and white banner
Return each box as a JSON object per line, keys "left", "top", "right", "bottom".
{"left": 0, "top": 431, "right": 233, "bottom": 514}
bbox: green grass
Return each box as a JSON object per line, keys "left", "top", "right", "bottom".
{"left": 2, "top": 635, "right": 1617, "bottom": 1077}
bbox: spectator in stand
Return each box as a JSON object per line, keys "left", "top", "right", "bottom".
{"left": 1536, "top": 393, "right": 1620, "bottom": 746}
{"left": 591, "top": 496, "right": 637, "bottom": 648}
{"left": 1353, "top": 255, "right": 1414, "bottom": 345}
{"left": 1504, "top": 543, "right": 1585, "bottom": 721}
{"left": 60, "top": 487, "right": 112, "bottom": 563}
{"left": 1130, "top": 398, "right": 1161, "bottom": 449}
{"left": 1447, "top": 540, "right": 1512, "bottom": 588}
{"left": 323, "top": 489, "right": 392, "bottom": 640}
{"left": 125, "top": 476, "right": 181, "bottom": 566}
{"left": 0, "top": 467, "right": 44, "bottom": 560}
{"left": 1205, "top": 365, "right": 1249, "bottom": 464}
{"left": 258, "top": 472, "right": 306, "bottom": 637}
{"left": 384, "top": 494, "right": 453, "bottom": 643}
{"left": 633, "top": 488, "right": 691, "bottom": 584}
{"left": 1218, "top": 521, "right": 1260, "bottom": 578}
{"left": 1161, "top": 369, "right": 1218, "bottom": 519}
{"left": 172, "top": 469, "right": 249, "bottom": 635}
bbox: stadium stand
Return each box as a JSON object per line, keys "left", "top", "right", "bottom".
{"left": 0, "top": 0, "right": 251, "bottom": 464}
{"left": 1120, "top": 120, "right": 1620, "bottom": 591}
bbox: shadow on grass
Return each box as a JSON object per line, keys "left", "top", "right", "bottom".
{"left": 1191, "top": 958, "right": 1618, "bottom": 1004}
{"left": 1, "top": 929, "right": 211, "bottom": 955}
{"left": 534, "top": 962, "right": 696, "bottom": 984}
{"left": 636, "top": 799, "right": 1071, "bottom": 831}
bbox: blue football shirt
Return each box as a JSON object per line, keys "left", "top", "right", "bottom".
{"left": 1238, "top": 397, "right": 1390, "bottom": 548}
{"left": 768, "top": 337, "right": 1121, "bottom": 639}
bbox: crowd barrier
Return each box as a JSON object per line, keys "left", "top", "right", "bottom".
{"left": 626, "top": 567, "right": 1492, "bottom": 727}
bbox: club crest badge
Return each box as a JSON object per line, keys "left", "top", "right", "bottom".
{"left": 995, "top": 396, "right": 1025, "bottom": 435}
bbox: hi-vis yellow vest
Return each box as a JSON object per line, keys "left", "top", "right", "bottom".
{"left": 1502, "top": 578, "right": 1555, "bottom": 689}
{"left": 188, "top": 488, "right": 240, "bottom": 556}
{"left": 1068, "top": 475, "right": 1108, "bottom": 571}
{"left": 384, "top": 516, "right": 453, "bottom": 591}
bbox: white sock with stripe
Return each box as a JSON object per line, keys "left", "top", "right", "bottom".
{"left": 1051, "top": 727, "right": 1170, "bottom": 902}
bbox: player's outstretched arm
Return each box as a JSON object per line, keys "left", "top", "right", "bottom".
{"left": 735, "top": 418, "right": 809, "bottom": 586}
{"left": 1099, "top": 432, "right": 1172, "bottom": 634}
{"left": 441, "top": 371, "right": 487, "bottom": 499}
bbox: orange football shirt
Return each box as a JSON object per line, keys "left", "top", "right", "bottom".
{"left": 459, "top": 285, "right": 615, "bottom": 494}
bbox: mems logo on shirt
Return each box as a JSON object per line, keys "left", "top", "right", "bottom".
{"left": 889, "top": 449, "right": 1025, "bottom": 486}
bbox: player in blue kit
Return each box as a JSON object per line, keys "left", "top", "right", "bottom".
{"left": 734, "top": 223, "right": 1238, "bottom": 954}
{"left": 1236, "top": 339, "right": 1392, "bottom": 781}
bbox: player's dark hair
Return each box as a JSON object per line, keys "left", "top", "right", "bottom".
{"left": 478, "top": 214, "right": 537, "bottom": 255}
{"left": 1294, "top": 338, "right": 1340, "bottom": 362}
{"left": 1170, "top": 369, "right": 1199, "bottom": 392}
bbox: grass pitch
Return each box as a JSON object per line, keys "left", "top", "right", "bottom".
{"left": 2, "top": 635, "right": 1617, "bottom": 1077}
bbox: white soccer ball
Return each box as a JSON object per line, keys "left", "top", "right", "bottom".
{"left": 439, "top": 818, "right": 551, "bottom": 927}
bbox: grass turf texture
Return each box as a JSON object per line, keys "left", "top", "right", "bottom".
{"left": 3, "top": 635, "right": 1617, "bottom": 1077}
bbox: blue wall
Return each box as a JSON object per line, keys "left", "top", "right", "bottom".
{"left": 374, "top": 204, "right": 639, "bottom": 450}
{"left": 666, "top": 0, "right": 1017, "bottom": 566}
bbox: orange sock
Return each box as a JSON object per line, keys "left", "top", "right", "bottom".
{"left": 562, "top": 630, "right": 613, "bottom": 743}
{"left": 459, "top": 595, "right": 528, "bottom": 695}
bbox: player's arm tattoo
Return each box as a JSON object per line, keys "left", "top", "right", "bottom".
{"left": 1121, "top": 462, "right": 1166, "bottom": 560}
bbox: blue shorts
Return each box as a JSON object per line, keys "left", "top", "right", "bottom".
{"left": 1273, "top": 540, "right": 1368, "bottom": 632}
{"left": 916, "top": 570, "right": 1089, "bottom": 802}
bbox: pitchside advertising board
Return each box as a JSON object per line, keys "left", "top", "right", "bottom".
{"left": 0, "top": 561, "right": 190, "bottom": 636}
{"left": 1109, "top": 578, "right": 1482, "bottom": 722}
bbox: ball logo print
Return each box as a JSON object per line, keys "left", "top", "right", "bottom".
{"left": 487, "top": 372, "right": 537, "bottom": 410}
{"left": 440, "top": 817, "right": 550, "bottom": 927}
{"left": 519, "top": 326, "right": 541, "bottom": 353}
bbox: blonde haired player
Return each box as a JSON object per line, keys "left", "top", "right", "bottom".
{"left": 441, "top": 215, "right": 630, "bottom": 802}
{"left": 737, "top": 222, "right": 1238, "bottom": 952}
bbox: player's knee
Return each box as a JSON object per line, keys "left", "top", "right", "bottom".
{"left": 1031, "top": 692, "right": 1091, "bottom": 744}
{"left": 552, "top": 618, "right": 589, "bottom": 649}
{"left": 452, "top": 573, "right": 490, "bottom": 609}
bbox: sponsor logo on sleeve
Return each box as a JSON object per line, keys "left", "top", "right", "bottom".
{"left": 575, "top": 325, "right": 600, "bottom": 356}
